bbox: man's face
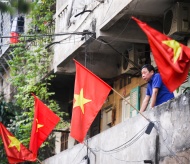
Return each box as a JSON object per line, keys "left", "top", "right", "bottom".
{"left": 141, "top": 68, "right": 154, "bottom": 82}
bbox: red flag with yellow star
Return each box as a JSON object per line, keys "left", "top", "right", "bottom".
{"left": 29, "top": 94, "right": 60, "bottom": 155}
{"left": 0, "top": 122, "right": 36, "bottom": 163}
{"left": 70, "top": 59, "right": 111, "bottom": 143}
{"left": 132, "top": 16, "right": 190, "bottom": 92}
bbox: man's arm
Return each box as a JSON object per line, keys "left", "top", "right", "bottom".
{"left": 150, "top": 88, "right": 159, "bottom": 108}
{"left": 140, "top": 95, "right": 150, "bottom": 112}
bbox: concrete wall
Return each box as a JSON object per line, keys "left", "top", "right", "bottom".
{"left": 0, "top": 12, "right": 11, "bottom": 55}
{"left": 0, "top": 69, "right": 14, "bottom": 102}
{"left": 43, "top": 91, "right": 190, "bottom": 164}
{"left": 53, "top": 0, "right": 133, "bottom": 71}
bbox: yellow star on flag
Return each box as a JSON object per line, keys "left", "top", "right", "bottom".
{"left": 73, "top": 88, "right": 92, "bottom": 114}
{"left": 8, "top": 135, "right": 21, "bottom": 152}
{"left": 162, "top": 40, "right": 182, "bottom": 63}
{"left": 36, "top": 119, "right": 44, "bottom": 132}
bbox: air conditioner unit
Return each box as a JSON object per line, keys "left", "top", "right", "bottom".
{"left": 121, "top": 44, "right": 149, "bottom": 74}
{"left": 163, "top": 2, "right": 190, "bottom": 36}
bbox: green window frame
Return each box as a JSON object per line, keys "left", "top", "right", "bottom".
{"left": 130, "top": 86, "right": 140, "bottom": 117}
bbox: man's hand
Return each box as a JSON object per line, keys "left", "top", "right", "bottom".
{"left": 140, "top": 95, "right": 150, "bottom": 112}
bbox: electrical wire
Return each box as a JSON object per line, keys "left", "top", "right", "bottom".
{"left": 0, "top": 31, "right": 95, "bottom": 39}
{"left": 89, "top": 35, "right": 151, "bottom": 54}
{"left": 88, "top": 35, "right": 151, "bottom": 74}
{"left": 88, "top": 120, "right": 189, "bottom": 164}
{"left": 153, "top": 121, "right": 168, "bottom": 141}
{"left": 97, "top": 0, "right": 114, "bottom": 27}
{"left": 82, "top": 123, "right": 152, "bottom": 163}
{"left": 0, "top": 0, "right": 139, "bottom": 49}
{"left": 154, "top": 121, "right": 187, "bottom": 164}
{"left": 0, "top": 43, "right": 10, "bottom": 47}
{"left": 40, "top": 0, "right": 113, "bottom": 50}
{"left": 0, "top": 36, "right": 83, "bottom": 48}
{"left": 2, "top": 2, "right": 188, "bottom": 163}
{"left": 160, "top": 137, "right": 186, "bottom": 164}
{"left": 100, "top": 130, "right": 145, "bottom": 154}
{"left": 105, "top": 153, "right": 144, "bottom": 163}
{"left": 0, "top": 0, "right": 138, "bottom": 47}
{"left": 0, "top": 0, "right": 139, "bottom": 47}
{"left": 96, "top": 0, "right": 140, "bottom": 45}
{"left": 91, "top": 123, "right": 148, "bottom": 154}
{"left": 71, "top": 145, "right": 85, "bottom": 164}
{"left": 49, "top": 0, "right": 139, "bottom": 48}
{"left": 90, "top": 121, "right": 188, "bottom": 164}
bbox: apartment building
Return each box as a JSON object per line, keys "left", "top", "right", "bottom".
{"left": 43, "top": 0, "right": 190, "bottom": 163}
{"left": 0, "top": 10, "right": 14, "bottom": 101}
{"left": 0, "top": 0, "right": 190, "bottom": 163}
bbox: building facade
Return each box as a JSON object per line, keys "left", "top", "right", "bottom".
{"left": 0, "top": 10, "right": 14, "bottom": 101}
{"left": 0, "top": 0, "right": 190, "bottom": 162}
{"left": 49, "top": 0, "right": 190, "bottom": 153}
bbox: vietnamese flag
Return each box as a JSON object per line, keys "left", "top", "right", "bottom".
{"left": 132, "top": 16, "right": 190, "bottom": 92}
{"left": 0, "top": 122, "right": 36, "bottom": 164}
{"left": 70, "top": 59, "right": 111, "bottom": 143}
{"left": 29, "top": 94, "right": 60, "bottom": 155}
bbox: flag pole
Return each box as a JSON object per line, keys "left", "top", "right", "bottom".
{"left": 83, "top": 141, "right": 96, "bottom": 162}
{"left": 37, "top": 158, "right": 43, "bottom": 164}
{"left": 111, "top": 88, "right": 150, "bottom": 122}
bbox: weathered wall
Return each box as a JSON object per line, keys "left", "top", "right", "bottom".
{"left": 53, "top": 0, "right": 133, "bottom": 72}
{"left": 0, "top": 69, "right": 13, "bottom": 102}
{"left": 0, "top": 12, "right": 11, "bottom": 55}
{"left": 43, "top": 91, "right": 190, "bottom": 164}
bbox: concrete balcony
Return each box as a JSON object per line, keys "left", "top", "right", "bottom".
{"left": 43, "top": 91, "right": 190, "bottom": 164}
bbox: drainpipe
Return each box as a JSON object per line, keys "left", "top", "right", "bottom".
{"left": 155, "top": 135, "right": 160, "bottom": 164}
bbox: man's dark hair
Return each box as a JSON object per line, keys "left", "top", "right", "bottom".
{"left": 141, "top": 64, "right": 155, "bottom": 73}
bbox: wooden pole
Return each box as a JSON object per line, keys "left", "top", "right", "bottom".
{"left": 37, "top": 158, "right": 43, "bottom": 164}
{"left": 111, "top": 88, "right": 150, "bottom": 122}
{"left": 83, "top": 142, "right": 96, "bottom": 163}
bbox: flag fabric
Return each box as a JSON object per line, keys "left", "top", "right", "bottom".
{"left": 0, "top": 122, "right": 36, "bottom": 164}
{"left": 29, "top": 94, "right": 60, "bottom": 155}
{"left": 70, "top": 59, "right": 111, "bottom": 143}
{"left": 132, "top": 16, "right": 190, "bottom": 92}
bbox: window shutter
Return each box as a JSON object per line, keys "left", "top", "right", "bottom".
{"left": 130, "top": 86, "right": 140, "bottom": 117}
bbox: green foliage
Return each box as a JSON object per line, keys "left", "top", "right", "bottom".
{"left": 0, "top": 94, "right": 19, "bottom": 124}
{"left": 28, "top": 0, "right": 55, "bottom": 33}
{"left": 10, "top": 0, "right": 31, "bottom": 13}
{"left": 8, "top": 38, "right": 68, "bottom": 158}
{"left": 0, "top": 1, "right": 12, "bottom": 13}
{"left": 0, "top": 0, "right": 31, "bottom": 14}
{"left": 0, "top": 140, "right": 8, "bottom": 164}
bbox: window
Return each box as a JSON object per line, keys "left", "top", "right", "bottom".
{"left": 11, "top": 16, "right": 24, "bottom": 33}
{"left": 122, "top": 96, "right": 130, "bottom": 122}
{"left": 122, "top": 86, "right": 140, "bottom": 121}
{"left": 140, "top": 84, "right": 151, "bottom": 110}
{"left": 106, "top": 108, "right": 112, "bottom": 126}
{"left": 61, "top": 132, "right": 69, "bottom": 151}
{"left": 130, "top": 86, "right": 140, "bottom": 117}
{"left": 101, "top": 105, "right": 113, "bottom": 131}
